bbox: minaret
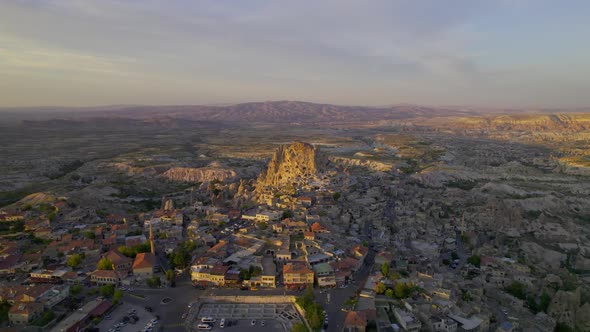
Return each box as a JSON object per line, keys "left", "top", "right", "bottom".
{"left": 149, "top": 223, "right": 155, "bottom": 254}
{"left": 461, "top": 213, "right": 465, "bottom": 236}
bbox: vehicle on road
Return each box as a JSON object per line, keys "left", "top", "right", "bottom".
{"left": 251, "top": 319, "right": 256, "bottom": 326}
{"left": 220, "top": 318, "right": 225, "bottom": 328}
{"left": 197, "top": 323, "right": 212, "bottom": 330}
{"left": 261, "top": 320, "right": 265, "bottom": 326}
{"left": 201, "top": 317, "right": 216, "bottom": 323}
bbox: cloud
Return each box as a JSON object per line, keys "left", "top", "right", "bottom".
{"left": 0, "top": 0, "right": 588, "bottom": 107}
{"left": 0, "top": 35, "right": 136, "bottom": 76}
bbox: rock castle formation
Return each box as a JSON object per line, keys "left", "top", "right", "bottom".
{"left": 255, "top": 141, "right": 328, "bottom": 193}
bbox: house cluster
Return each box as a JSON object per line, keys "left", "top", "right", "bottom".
{"left": 183, "top": 192, "right": 373, "bottom": 292}
{"left": 0, "top": 283, "right": 70, "bottom": 326}
{"left": 344, "top": 237, "right": 559, "bottom": 332}
{"left": 90, "top": 225, "right": 159, "bottom": 286}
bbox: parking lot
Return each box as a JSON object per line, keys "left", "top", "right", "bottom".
{"left": 194, "top": 303, "right": 304, "bottom": 331}
{"left": 97, "top": 302, "right": 158, "bottom": 332}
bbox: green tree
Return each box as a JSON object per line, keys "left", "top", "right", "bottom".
{"left": 282, "top": 210, "right": 294, "bottom": 219}
{"left": 32, "top": 309, "right": 55, "bottom": 326}
{"left": 375, "top": 282, "right": 387, "bottom": 294}
{"left": 118, "top": 241, "right": 151, "bottom": 258}
{"left": 505, "top": 281, "right": 527, "bottom": 300}
{"left": 467, "top": 255, "right": 481, "bottom": 268}
{"left": 0, "top": 301, "right": 11, "bottom": 324}
{"left": 183, "top": 240, "right": 197, "bottom": 252}
{"left": 249, "top": 265, "right": 262, "bottom": 277}
{"left": 381, "top": 263, "right": 390, "bottom": 278}
{"left": 332, "top": 192, "right": 341, "bottom": 201}
{"left": 240, "top": 268, "right": 251, "bottom": 280}
{"left": 461, "top": 289, "right": 472, "bottom": 301}
{"left": 99, "top": 284, "right": 115, "bottom": 297}
{"left": 67, "top": 254, "right": 83, "bottom": 269}
{"left": 385, "top": 288, "right": 394, "bottom": 298}
{"left": 97, "top": 258, "right": 114, "bottom": 270}
{"left": 113, "top": 289, "right": 123, "bottom": 303}
{"left": 166, "top": 269, "right": 175, "bottom": 281}
{"left": 147, "top": 276, "right": 161, "bottom": 288}
{"left": 171, "top": 249, "right": 190, "bottom": 268}
{"left": 307, "top": 302, "right": 324, "bottom": 331}
{"left": 555, "top": 323, "right": 574, "bottom": 332}
{"left": 539, "top": 292, "right": 551, "bottom": 313}
{"left": 394, "top": 282, "right": 414, "bottom": 299}
{"left": 83, "top": 231, "right": 96, "bottom": 239}
{"left": 291, "top": 322, "right": 308, "bottom": 332}
{"left": 70, "top": 283, "right": 83, "bottom": 296}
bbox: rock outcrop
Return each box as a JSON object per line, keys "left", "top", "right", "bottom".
{"left": 161, "top": 167, "right": 236, "bottom": 184}
{"left": 256, "top": 141, "right": 328, "bottom": 191}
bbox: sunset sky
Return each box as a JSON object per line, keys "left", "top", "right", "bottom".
{"left": 1, "top": 0, "right": 589, "bottom": 108}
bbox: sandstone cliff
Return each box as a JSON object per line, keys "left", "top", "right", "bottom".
{"left": 256, "top": 141, "right": 328, "bottom": 191}
{"left": 161, "top": 167, "right": 236, "bottom": 183}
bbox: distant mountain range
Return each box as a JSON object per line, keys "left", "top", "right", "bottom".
{"left": 2, "top": 101, "right": 589, "bottom": 129}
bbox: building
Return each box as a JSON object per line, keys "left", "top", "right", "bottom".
{"left": 11, "top": 284, "right": 53, "bottom": 303}
{"left": 313, "top": 263, "right": 336, "bottom": 287}
{"left": 258, "top": 256, "right": 277, "bottom": 288}
{"left": 343, "top": 311, "right": 367, "bottom": 332}
{"left": 8, "top": 302, "right": 44, "bottom": 325}
{"left": 281, "top": 219, "right": 308, "bottom": 233}
{"left": 0, "top": 211, "right": 25, "bottom": 222}
{"left": 90, "top": 270, "right": 122, "bottom": 285}
{"left": 50, "top": 299, "right": 112, "bottom": 332}
{"left": 29, "top": 269, "right": 69, "bottom": 284}
{"left": 208, "top": 265, "right": 229, "bottom": 285}
{"left": 283, "top": 262, "right": 314, "bottom": 288}
{"left": 351, "top": 245, "right": 369, "bottom": 264}
{"left": 132, "top": 253, "right": 157, "bottom": 278}
{"left": 276, "top": 249, "right": 292, "bottom": 260}
{"left": 38, "top": 285, "right": 70, "bottom": 308}
{"left": 496, "top": 321, "right": 514, "bottom": 332}
{"left": 103, "top": 250, "right": 132, "bottom": 272}
{"left": 448, "top": 315, "right": 485, "bottom": 332}
{"left": 393, "top": 308, "right": 422, "bottom": 332}
{"left": 430, "top": 316, "right": 458, "bottom": 332}
{"left": 191, "top": 264, "right": 229, "bottom": 286}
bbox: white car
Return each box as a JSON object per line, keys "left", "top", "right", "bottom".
{"left": 251, "top": 320, "right": 256, "bottom": 326}
{"left": 220, "top": 318, "right": 226, "bottom": 328}
{"left": 197, "top": 323, "right": 212, "bottom": 330}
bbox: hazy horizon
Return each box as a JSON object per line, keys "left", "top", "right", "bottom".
{"left": 1, "top": 1, "right": 589, "bottom": 108}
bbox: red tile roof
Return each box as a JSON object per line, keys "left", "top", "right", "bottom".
{"left": 132, "top": 253, "right": 156, "bottom": 270}
{"left": 283, "top": 262, "right": 313, "bottom": 275}
{"left": 344, "top": 311, "right": 367, "bottom": 328}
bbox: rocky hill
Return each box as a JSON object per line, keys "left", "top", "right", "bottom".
{"left": 256, "top": 141, "right": 329, "bottom": 192}
{"left": 10, "top": 101, "right": 472, "bottom": 126}
{"left": 428, "top": 113, "right": 590, "bottom": 132}
{"left": 161, "top": 167, "right": 236, "bottom": 184}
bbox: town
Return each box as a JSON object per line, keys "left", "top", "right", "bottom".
{"left": 2, "top": 139, "right": 585, "bottom": 332}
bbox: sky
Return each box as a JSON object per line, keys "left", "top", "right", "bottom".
{"left": 1, "top": 0, "right": 589, "bottom": 108}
